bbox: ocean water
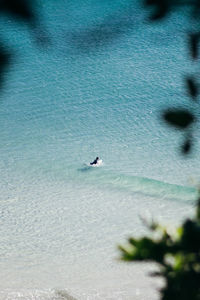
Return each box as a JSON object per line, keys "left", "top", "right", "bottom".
{"left": 0, "top": 0, "right": 200, "bottom": 299}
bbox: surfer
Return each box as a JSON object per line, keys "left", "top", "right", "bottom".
{"left": 90, "top": 157, "right": 100, "bottom": 165}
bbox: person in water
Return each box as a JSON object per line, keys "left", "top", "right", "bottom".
{"left": 90, "top": 157, "right": 100, "bottom": 165}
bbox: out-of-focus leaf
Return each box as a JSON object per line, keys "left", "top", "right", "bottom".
{"left": 173, "top": 253, "right": 184, "bottom": 271}
{"left": 181, "top": 139, "right": 192, "bottom": 154}
{"left": 189, "top": 33, "right": 199, "bottom": 59}
{"left": 119, "top": 201, "right": 200, "bottom": 299}
{"left": 193, "top": 1, "right": 200, "bottom": 20}
{"left": 176, "top": 227, "right": 183, "bottom": 238}
{"left": 145, "top": 0, "right": 170, "bottom": 20}
{"left": 150, "top": 6, "right": 169, "bottom": 20}
{"left": 181, "top": 219, "right": 200, "bottom": 252}
{"left": 0, "top": 0, "right": 35, "bottom": 23}
{"left": 186, "top": 77, "right": 199, "bottom": 99}
{"left": 163, "top": 109, "right": 195, "bottom": 129}
{"left": 118, "top": 245, "right": 135, "bottom": 261}
{"left": 196, "top": 198, "right": 200, "bottom": 221}
{"left": 0, "top": 47, "right": 11, "bottom": 89}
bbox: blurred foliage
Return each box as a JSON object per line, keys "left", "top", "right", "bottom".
{"left": 119, "top": 198, "right": 200, "bottom": 299}
{"left": 163, "top": 109, "right": 195, "bottom": 129}
{"left": 120, "top": 1, "right": 200, "bottom": 299}
{"left": 0, "top": 0, "right": 35, "bottom": 23}
{"left": 145, "top": 0, "right": 200, "bottom": 154}
{"left": 0, "top": 0, "right": 48, "bottom": 91}
{"left": 0, "top": 0, "right": 34, "bottom": 90}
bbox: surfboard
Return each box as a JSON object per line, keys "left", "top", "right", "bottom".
{"left": 90, "top": 159, "right": 103, "bottom": 167}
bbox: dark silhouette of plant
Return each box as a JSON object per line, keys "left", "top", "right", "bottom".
{"left": 119, "top": 1, "right": 200, "bottom": 299}
{"left": 0, "top": 0, "right": 49, "bottom": 92}
{"left": 0, "top": 1, "right": 35, "bottom": 86}
{"left": 0, "top": 0, "right": 35, "bottom": 23}
{"left": 145, "top": 0, "right": 200, "bottom": 154}
{"left": 119, "top": 197, "right": 200, "bottom": 299}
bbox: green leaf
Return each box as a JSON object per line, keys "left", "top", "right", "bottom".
{"left": 163, "top": 109, "right": 195, "bottom": 129}
{"left": 196, "top": 198, "right": 200, "bottom": 221}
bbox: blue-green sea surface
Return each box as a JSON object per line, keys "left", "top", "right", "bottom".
{"left": 0, "top": 1, "right": 200, "bottom": 299}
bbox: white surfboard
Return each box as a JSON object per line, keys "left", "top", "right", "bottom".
{"left": 90, "top": 159, "right": 103, "bottom": 167}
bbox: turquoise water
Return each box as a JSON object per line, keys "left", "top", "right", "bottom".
{"left": 0, "top": 1, "right": 200, "bottom": 299}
